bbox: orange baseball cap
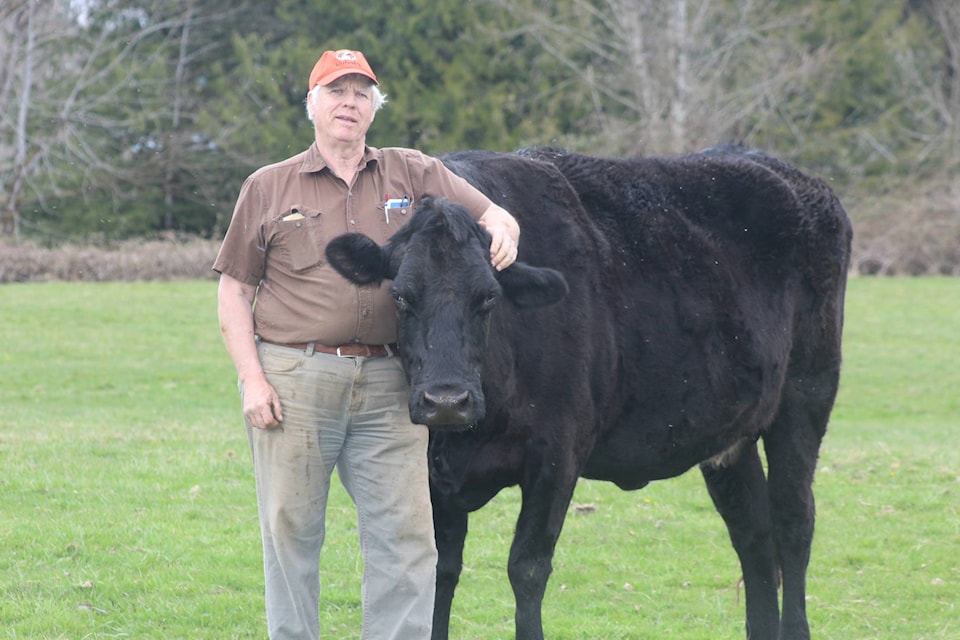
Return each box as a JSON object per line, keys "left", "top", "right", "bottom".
{"left": 309, "top": 49, "right": 378, "bottom": 90}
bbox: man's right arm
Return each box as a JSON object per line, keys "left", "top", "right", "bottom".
{"left": 217, "top": 273, "right": 283, "bottom": 429}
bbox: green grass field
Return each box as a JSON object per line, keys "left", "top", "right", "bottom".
{"left": 0, "top": 278, "right": 957, "bottom": 639}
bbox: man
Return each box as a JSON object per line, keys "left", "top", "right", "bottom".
{"left": 213, "top": 49, "right": 518, "bottom": 639}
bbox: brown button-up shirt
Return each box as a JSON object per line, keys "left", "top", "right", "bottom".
{"left": 213, "top": 144, "right": 492, "bottom": 345}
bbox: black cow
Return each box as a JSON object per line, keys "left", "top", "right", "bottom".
{"left": 325, "top": 146, "right": 851, "bottom": 640}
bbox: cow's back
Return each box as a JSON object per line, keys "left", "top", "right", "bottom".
{"left": 529, "top": 146, "right": 850, "bottom": 286}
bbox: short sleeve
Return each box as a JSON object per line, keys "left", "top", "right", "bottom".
{"left": 212, "top": 177, "right": 268, "bottom": 286}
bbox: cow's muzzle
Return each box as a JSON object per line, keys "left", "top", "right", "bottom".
{"left": 410, "top": 385, "right": 482, "bottom": 431}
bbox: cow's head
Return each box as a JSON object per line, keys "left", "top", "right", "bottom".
{"left": 325, "top": 196, "right": 568, "bottom": 431}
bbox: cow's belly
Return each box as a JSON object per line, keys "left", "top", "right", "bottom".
{"left": 582, "top": 402, "right": 767, "bottom": 490}
{"left": 582, "top": 438, "right": 709, "bottom": 489}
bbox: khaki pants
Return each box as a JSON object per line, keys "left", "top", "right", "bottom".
{"left": 244, "top": 342, "right": 436, "bottom": 640}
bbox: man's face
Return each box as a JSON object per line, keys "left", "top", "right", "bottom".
{"left": 309, "top": 75, "right": 376, "bottom": 145}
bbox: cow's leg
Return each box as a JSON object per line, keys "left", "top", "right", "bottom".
{"left": 701, "top": 441, "right": 780, "bottom": 640}
{"left": 761, "top": 375, "right": 833, "bottom": 640}
{"left": 508, "top": 459, "right": 578, "bottom": 640}
{"left": 430, "top": 499, "right": 468, "bottom": 640}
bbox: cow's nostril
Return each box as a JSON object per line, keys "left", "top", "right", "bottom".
{"left": 422, "top": 389, "right": 472, "bottom": 425}
{"left": 424, "top": 389, "right": 470, "bottom": 409}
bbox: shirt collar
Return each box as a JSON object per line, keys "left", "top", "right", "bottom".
{"left": 300, "top": 143, "right": 380, "bottom": 174}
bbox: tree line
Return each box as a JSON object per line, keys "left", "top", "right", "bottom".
{"left": 1, "top": 0, "right": 957, "bottom": 248}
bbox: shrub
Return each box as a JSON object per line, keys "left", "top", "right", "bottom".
{"left": 0, "top": 235, "right": 221, "bottom": 283}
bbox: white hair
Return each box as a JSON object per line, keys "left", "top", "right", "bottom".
{"left": 305, "top": 79, "right": 388, "bottom": 122}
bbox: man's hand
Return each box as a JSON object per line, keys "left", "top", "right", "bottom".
{"left": 242, "top": 376, "right": 284, "bottom": 430}
{"left": 478, "top": 204, "right": 520, "bottom": 271}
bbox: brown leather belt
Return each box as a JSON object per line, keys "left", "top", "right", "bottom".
{"left": 277, "top": 342, "right": 398, "bottom": 358}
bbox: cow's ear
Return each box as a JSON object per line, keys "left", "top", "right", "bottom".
{"left": 325, "top": 233, "right": 391, "bottom": 286}
{"left": 497, "top": 262, "right": 569, "bottom": 308}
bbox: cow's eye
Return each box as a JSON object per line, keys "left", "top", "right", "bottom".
{"left": 392, "top": 289, "right": 412, "bottom": 312}
{"left": 480, "top": 292, "right": 499, "bottom": 312}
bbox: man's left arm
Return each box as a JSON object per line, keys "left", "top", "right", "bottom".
{"left": 478, "top": 203, "right": 520, "bottom": 271}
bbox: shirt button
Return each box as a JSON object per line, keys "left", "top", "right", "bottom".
{"left": 362, "top": 309, "right": 370, "bottom": 318}
{"left": 350, "top": 219, "right": 356, "bottom": 225}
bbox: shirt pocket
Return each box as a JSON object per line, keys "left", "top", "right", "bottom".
{"left": 379, "top": 176, "right": 415, "bottom": 221}
{"left": 271, "top": 205, "right": 325, "bottom": 272}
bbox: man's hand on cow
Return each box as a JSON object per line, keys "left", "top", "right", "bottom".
{"left": 242, "top": 377, "right": 284, "bottom": 430}
{"left": 488, "top": 227, "right": 519, "bottom": 271}
{"left": 479, "top": 204, "right": 521, "bottom": 271}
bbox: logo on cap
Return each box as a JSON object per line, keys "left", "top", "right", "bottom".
{"left": 309, "top": 49, "right": 378, "bottom": 90}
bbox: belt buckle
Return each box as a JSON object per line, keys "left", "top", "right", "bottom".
{"left": 336, "top": 345, "right": 345, "bottom": 357}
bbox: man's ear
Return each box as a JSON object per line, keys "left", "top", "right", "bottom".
{"left": 497, "top": 262, "right": 569, "bottom": 308}
{"left": 325, "top": 233, "right": 390, "bottom": 286}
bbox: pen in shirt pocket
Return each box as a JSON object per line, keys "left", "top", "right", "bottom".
{"left": 383, "top": 195, "right": 411, "bottom": 223}
{"left": 282, "top": 206, "right": 306, "bottom": 221}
